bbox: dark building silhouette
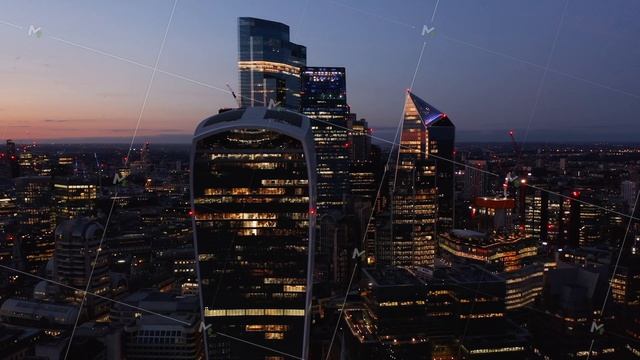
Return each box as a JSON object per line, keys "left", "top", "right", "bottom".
{"left": 5, "top": 140, "right": 19, "bottom": 178}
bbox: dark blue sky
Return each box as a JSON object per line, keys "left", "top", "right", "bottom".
{"left": 1, "top": 0, "right": 639, "bottom": 143}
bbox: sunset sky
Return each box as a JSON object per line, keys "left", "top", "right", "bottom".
{"left": 1, "top": 0, "right": 639, "bottom": 143}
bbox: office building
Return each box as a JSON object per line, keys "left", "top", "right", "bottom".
{"left": 471, "top": 196, "right": 515, "bottom": 233}
{"left": 622, "top": 180, "right": 637, "bottom": 211}
{"left": 15, "top": 176, "right": 55, "bottom": 272}
{"left": 390, "top": 91, "right": 454, "bottom": 267}
{"left": 123, "top": 314, "right": 203, "bottom": 360}
{"left": 191, "top": 107, "right": 316, "bottom": 359}
{"left": 348, "top": 118, "right": 377, "bottom": 201}
{"left": 53, "top": 177, "right": 97, "bottom": 221}
{"left": 439, "top": 229, "right": 543, "bottom": 310}
{"left": 238, "top": 17, "right": 306, "bottom": 110}
{"left": 342, "top": 265, "right": 530, "bottom": 359}
{"left": 53, "top": 218, "right": 110, "bottom": 317}
{"left": 301, "top": 66, "right": 350, "bottom": 213}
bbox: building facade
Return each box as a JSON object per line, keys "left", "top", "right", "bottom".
{"left": 238, "top": 17, "right": 306, "bottom": 110}
{"left": 390, "top": 92, "right": 455, "bottom": 267}
{"left": 53, "top": 218, "right": 110, "bottom": 318}
{"left": 191, "top": 107, "right": 316, "bottom": 359}
{"left": 300, "top": 66, "right": 350, "bottom": 213}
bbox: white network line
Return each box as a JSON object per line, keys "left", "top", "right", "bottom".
{"left": 586, "top": 187, "right": 640, "bottom": 360}
{"left": 325, "top": 20, "right": 433, "bottom": 359}
{"left": 0, "top": 16, "right": 634, "bottom": 224}
{"left": 0, "top": 263, "right": 302, "bottom": 359}
{"left": 0, "top": 264, "right": 191, "bottom": 325}
{"left": 62, "top": 1, "right": 179, "bottom": 359}
{"left": 327, "top": 0, "right": 416, "bottom": 29}
{"left": 521, "top": 0, "right": 569, "bottom": 145}
{"left": 0, "top": 2, "right": 639, "bottom": 357}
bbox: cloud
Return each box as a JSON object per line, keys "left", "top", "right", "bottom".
{"left": 107, "top": 128, "right": 184, "bottom": 133}
{"left": 43, "top": 119, "right": 78, "bottom": 123}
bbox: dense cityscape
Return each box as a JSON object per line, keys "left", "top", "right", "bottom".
{"left": 1, "top": 11, "right": 640, "bottom": 360}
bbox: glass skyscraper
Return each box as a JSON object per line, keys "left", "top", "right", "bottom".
{"left": 238, "top": 17, "right": 306, "bottom": 110}
{"left": 391, "top": 92, "right": 455, "bottom": 267}
{"left": 191, "top": 107, "right": 316, "bottom": 359}
{"left": 300, "top": 66, "right": 350, "bottom": 213}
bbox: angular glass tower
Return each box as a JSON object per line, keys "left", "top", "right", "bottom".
{"left": 190, "top": 107, "right": 316, "bottom": 359}
{"left": 238, "top": 17, "right": 307, "bottom": 110}
{"left": 300, "top": 66, "right": 349, "bottom": 213}
{"left": 391, "top": 92, "right": 455, "bottom": 267}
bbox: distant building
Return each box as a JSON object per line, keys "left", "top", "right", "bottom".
{"left": 53, "top": 218, "right": 110, "bottom": 318}
{"left": 238, "top": 17, "right": 306, "bottom": 110}
{"left": 53, "top": 177, "right": 97, "bottom": 221}
{"left": 15, "top": 176, "right": 55, "bottom": 272}
{"left": 348, "top": 118, "right": 377, "bottom": 202}
{"left": 463, "top": 159, "right": 488, "bottom": 201}
{"left": 191, "top": 107, "right": 317, "bottom": 359}
{"left": 0, "top": 298, "right": 79, "bottom": 328}
{"left": 471, "top": 196, "right": 515, "bottom": 233}
{"left": 621, "top": 180, "right": 637, "bottom": 210}
{"left": 438, "top": 229, "right": 543, "bottom": 310}
{"left": 5, "top": 140, "right": 19, "bottom": 178}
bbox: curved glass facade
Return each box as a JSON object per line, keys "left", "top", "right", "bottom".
{"left": 238, "top": 17, "right": 306, "bottom": 110}
{"left": 192, "top": 123, "right": 314, "bottom": 359}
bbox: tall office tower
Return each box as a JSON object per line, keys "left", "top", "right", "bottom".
{"left": 348, "top": 118, "right": 377, "bottom": 201}
{"left": 5, "top": 140, "right": 19, "bottom": 178}
{"left": 53, "top": 218, "right": 110, "bottom": 317}
{"left": 15, "top": 176, "right": 55, "bottom": 272}
{"left": 390, "top": 92, "right": 454, "bottom": 267}
{"left": 238, "top": 17, "right": 306, "bottom": 110}
{"left": 622, "top": 180, "right": 637, "bottom": 210}
{"left": 53, "top": 177, "right": 97, "bottom": 221}
{"left": 191, "top": 107, "right": 317, "bottom": 359}
{"left": 300, "top": 66, "right": 349, "bottom": 213}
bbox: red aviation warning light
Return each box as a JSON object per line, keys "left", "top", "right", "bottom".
{"left": 309, "top": 207, "right": 317, "bottom": 216}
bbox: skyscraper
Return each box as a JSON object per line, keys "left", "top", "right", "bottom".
{"left": 238, "top": 17, "right": 306, "bottom": 110}
{"left": 348, "top": 118, "right": 377, "bottom": 201}
{"left": 390, "top": 92, "right": 454, "bottom": 267}
{"left": 301, "top": 66, "right": 350, "bottom": 213}
{"left": 191, "top": 107, "right": 316, "bottom": 359}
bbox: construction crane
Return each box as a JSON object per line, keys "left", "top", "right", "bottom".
{"left": 226, "top": 83, "right": 241, "bottom": 107}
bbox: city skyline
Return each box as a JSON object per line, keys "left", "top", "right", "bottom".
{"left": 1, "top": 0, "right": 640, "bottom": 143}
{"left": 2, "top": 3, "right": 640, "bottom": 359}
